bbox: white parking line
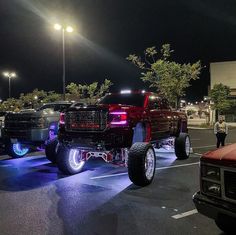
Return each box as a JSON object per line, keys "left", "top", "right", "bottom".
{"left": 90, "top": 162, "right": 199, "bottom": 180}
{"left": 193, "top": 153, "right": 202, "bottom": 156}
{"left": 193, "top": 145, "right": 216, "bottom": 149}
{"left": 172, "top": 209, "right": 198, "bottom": 219}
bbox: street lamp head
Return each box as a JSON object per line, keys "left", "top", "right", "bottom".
{"left": 11, "top": 72, "right": 16, "bottom": 78}
{"left": 54, "top": 23, "right": 62, "bottom": 31}
{"left": 3, "top": 72, "right": 9, "bottom": 77}
{"left": 66, "top": 26, "right": 73, "bottom": 33}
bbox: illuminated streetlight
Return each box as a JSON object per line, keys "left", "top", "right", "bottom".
{"left": 2, "top": 71, "right": 17, "bottom": 98}
{"left": 66, "top": 26, "right": 74, "bottom": 33}
{"left": 54, "top": 23, "right": 62, "bottom": 30}
{"left": 54, "top": 23, "right": 74, "bottom": 100}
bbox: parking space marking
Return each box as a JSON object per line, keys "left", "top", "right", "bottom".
{"left": 91, "top": 162, "right": 199, "bottom": 180}
{"left": 193, "top": 153, "right": 202, "bottom": 156}
{"left": 193, "top": 145, "right": 215, "bottom": 149}
{"left": 172, "top": 209, "right": 198, "bottom": 219}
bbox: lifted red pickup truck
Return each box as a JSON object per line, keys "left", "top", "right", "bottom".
{"left": 46, "top": 91, "right": 191, "bottom": 186}
{"left": 193, "top": 144, "right": 236, "bottom": 234}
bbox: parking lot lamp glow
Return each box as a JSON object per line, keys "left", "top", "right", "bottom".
{"left": 54, "top": 23, "right": 74, "bottom": 100}
{"left": 3, "top": 71, "right": 17, "bottom": 98}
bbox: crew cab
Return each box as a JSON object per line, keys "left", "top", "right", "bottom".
{"left": 2, "top": 101, "right": 72, "bottom": 159}
{"left": 193, "top": 144, "right": 236, "bottom": 234}
{"left": 48, "top": 91, "right": 191, "bottom": 186}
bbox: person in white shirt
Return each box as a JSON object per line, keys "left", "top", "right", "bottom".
{"left": 214, "top": 116, "right": 228, "bottom": 148}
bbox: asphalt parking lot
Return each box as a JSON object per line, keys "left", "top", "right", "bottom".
{"left": 0, "top": 128, "right": 235, "bottom": 235}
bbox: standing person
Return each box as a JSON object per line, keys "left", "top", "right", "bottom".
{"left": 214, "top": 116, "right": 228, "bottom": 148}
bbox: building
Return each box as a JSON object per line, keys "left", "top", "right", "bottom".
{"left": 210, "top": 61, "right": 236, "bottom": 123}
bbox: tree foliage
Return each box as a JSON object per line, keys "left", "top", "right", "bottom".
{"left": 0, "top": 79, "right": 113, "bottom": 111}
{"left": 66, "top": 79, "right": 113, "bottom": 104}
{"left": 209, "top": 83, "right": 231, "bottom": 113}
{"left": 127, "top": 44, "right": 202, "bottom": 107}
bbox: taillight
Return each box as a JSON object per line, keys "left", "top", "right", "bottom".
{"left": 109, "top": 111, "right": 128, "bottom": 126}
{"left": 60, "top": 113, "right": 65, "bottom": 125}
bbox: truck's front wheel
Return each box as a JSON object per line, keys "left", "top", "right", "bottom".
{"left": 128, "top": 142, "right": 156, "bottom": 186}
{"left": 57, "top": 145, "right": 85, "bottom": 175}
{"left": 45, "top": 139, "right": 59, "bottom": 163}
{"left": 174, "top": 133, "right": 191, "bottom": 160}
{"left": 7, "top": 143, "right": 30, "bottom": 158}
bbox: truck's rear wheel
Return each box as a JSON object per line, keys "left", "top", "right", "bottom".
{"left": 45, "top": 139, "right": 59, "bottom": 163}
{"left": 174, "top": 133, "right": 190, "bottom": 159}
{"left": 57, "top": 145, "right": 85, "bottom": 175}
{"left": 128, "top": 142, "right": 156, "bottom": 186}
{"left": 7, "top": 143, "right": 30, "bottom": 158}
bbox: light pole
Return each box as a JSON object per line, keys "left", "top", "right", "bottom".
{"left": 54, "top": 23, "right": 74, "bottom": 100}
{"left": 3, "top": 72, "right": 16, "bottom": 98}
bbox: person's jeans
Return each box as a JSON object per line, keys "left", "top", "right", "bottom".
{"left": 216, "top": 133, "right": 227, "bottom": 148}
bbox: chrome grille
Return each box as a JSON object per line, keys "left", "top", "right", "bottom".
{"left": 65, "top": 110, "right": 107, "bottom": 131}
{"left": 5, "top": 115, "right": 33, "bottom": 130}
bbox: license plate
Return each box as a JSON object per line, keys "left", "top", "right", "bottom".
{"left": 10, "top": 138, "right": 18, "bottom": 144}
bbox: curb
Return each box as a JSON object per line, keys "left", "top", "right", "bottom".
{"left": 188, "top": 127, "right": 212, "bottom": 130}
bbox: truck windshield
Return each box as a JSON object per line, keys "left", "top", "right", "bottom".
{"left": 99, "top": 93, "right": 145, "bottom": 107}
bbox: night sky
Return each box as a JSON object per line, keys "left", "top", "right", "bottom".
{"left": 1, "top": 0, "right": 236, "bottom": 101}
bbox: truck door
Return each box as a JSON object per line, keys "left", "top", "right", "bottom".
{"left": 160, "top": 98, "right": 173, "bottom": 138}
{"left": 148, "top": 96, "right": 166, "bottom": 140}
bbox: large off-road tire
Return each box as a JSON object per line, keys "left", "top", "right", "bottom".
{"left": 57, "top": 145, "right": 85, "bottom": 175}
{"left": 7, "top": 143, "right": 30, "bottom": 158}
{"left": 128, "top": 142, "right": 156, "bottom": 186}
{"left": 174, "top": 133, "right": 191, "bottom": 160}
{"left": 45, "top": 138, "right": 59, "bottom": 163}
{"left": 215, "top": 215, "right": 236, "bottom": 234}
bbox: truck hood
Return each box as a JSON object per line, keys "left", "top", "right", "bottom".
{"left": 6, "top": 109, "right": 58, "bottom": 118}
{"left": 202, "top": 143, "right": 236, "bottom": 165}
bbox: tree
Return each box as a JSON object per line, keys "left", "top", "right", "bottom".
{"left": 209, "top": 83, "right": 231, "bottom": 115}
{"left": 66, "top": 79, "right": 113, "bottom": 104}
{"left": 127, "top": 44, "right": 202, "bottom": 108}
{"left": 43, "top": 91, "right": 61, "bottom": 103}
{"left": 0, "top": 98, "right": 22, "bottom": 112}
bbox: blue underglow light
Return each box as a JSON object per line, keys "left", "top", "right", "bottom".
{"left": 12, "top": 143, "right": 29, "bottom": 157}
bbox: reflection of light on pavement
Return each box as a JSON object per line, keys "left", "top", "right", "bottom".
{"left": 155, "top": 147, "right": 175, "bottom": 153}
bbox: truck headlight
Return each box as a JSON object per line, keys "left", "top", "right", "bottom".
{"left": 109, "top": 111, "right": 128, "bottom": 126}
{"left": 201, "top": 164, "right": 220, "bottom": 181}
{"left": 202, "top": 180, "right": 221, "bottom": 197}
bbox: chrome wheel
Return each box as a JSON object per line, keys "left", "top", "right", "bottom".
{"left": 68, "top": 149, "right": 85, "bottom": 171}
{"left": 185, "top": 136, "right": 190, "bottom": 156}
{"left": 145, "top": 148, "right": 155, "bottom": 180}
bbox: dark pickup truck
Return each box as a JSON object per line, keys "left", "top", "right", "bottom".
{"left": 2, "top": 101, "right": 72, "bottom": 159}
{"left": 48, "top": 91, "right": 191, "bottom": 186}
{"left": 193, "top": 143, "right": 236, "bottom": 234}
